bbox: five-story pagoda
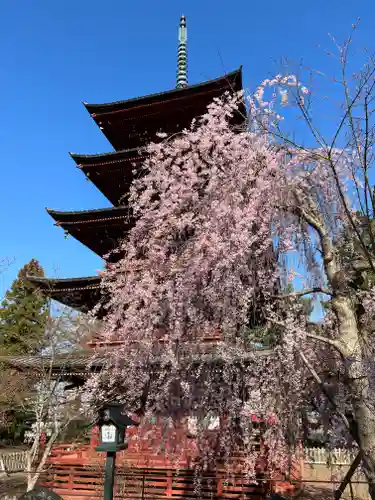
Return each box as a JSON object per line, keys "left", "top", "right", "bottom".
{"left": 29, "top": 16, "right": 245, "bottom": 318}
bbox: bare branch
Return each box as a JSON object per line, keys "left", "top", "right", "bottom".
{"left": 0, "top": 257, "right": 15, "bottom": 275}
{"left": 297, "top": 349, "right": 351, "bottom": 430}
{"left": 353, "top": 259, "right": 375, "bottom": 272}
{"left": 305, "top": 332, "right": 346, "bottom": 357}
{"left": 294, "top": 202, "right": 337, "bottom": 282}
{"left": 277, "top": 287, "right": 332, "bottom": 299}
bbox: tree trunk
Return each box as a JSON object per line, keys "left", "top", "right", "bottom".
{"left": 333, "top": 295, "right": 375, "bottom": 500}
{"left": 27, "top": 431, "right": 58, "bottom": 491}
{"left": 352, "top": 397, "right": 375, "bottom": 499}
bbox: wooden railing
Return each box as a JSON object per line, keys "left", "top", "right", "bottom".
{"left": 39, "top": 444, "right": 305, "bottom": 499}
{"left": 40, "top": 463, "right": 269, "bottom": 500}
{"left": 1, "top": 445, "right": 358, "bottom": 499}
{"left": 0, "top": 450, "right": 28, "bottom": 473}
{"left": 4, "top": 446, "right": 351, "bottom": 471}
{"left": 304, "top": 447, "right": 358, "bottom": 466}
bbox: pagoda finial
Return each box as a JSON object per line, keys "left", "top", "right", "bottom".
{"left": 176, "top": 15, "right": 188, "bottom": 89}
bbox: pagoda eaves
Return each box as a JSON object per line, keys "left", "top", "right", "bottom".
{"left": 28, "top": 275, "right": 105, "bottom": 316}
{"left": 47, "top": 206, "right": 132, "bottom": 261}
{"left": 70, "top": 148, "right": 147, "bottom": 206}
{"left": 84, "top": 68, "right": 245, "bottom": 151}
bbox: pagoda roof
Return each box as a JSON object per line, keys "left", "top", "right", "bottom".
{"left": 84, "top": 68, "right": 245, "bottom": 151}
{"left": 0, "top": 353, "right": 104, "bottom": 384}
{"left": 28, "top": 275, "right": 105, "bottom": 315}
{"left": 47, "top": 206, "right": 132, "bottom": 261}
{"left": 70, "top": 148, "right": 147, "bottom": 206}
{"left": 0, "top": 348, "right": 273, "bottom": 383}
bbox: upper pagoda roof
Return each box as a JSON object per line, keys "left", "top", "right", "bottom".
{"left": 47, "top": 206, "right": 132, "bottom": 261}
{"left": 84, "top": 68, "right": 243, "bottom": 114}
{"left": 83, "top": 68, "right": 245, "bottom": 151}
{"left": 70, "top": 148, "right": 147, "bottom": 206}
{"left": 28, "top": 275, "right": 104, "bottom": 315}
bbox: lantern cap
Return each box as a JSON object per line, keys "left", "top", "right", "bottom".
{"left": 98, "top": 403, "right": 139, "bottom": 429}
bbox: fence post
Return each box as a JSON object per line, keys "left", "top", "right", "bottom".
{"left": 165, "top": 470, "right": 173, "bottom": 497}
{"left": 68, "top": 468, "right": 74, "bottom": 490}
{"left": 217, "top": 475, "right": 223, "bottom": 497}
{"left": 0, "top": 454, "right": 8, "bottom": 476}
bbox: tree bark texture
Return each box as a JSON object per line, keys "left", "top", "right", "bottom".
{"left": 333, "top": 295, "right": 375, "bottom": 500}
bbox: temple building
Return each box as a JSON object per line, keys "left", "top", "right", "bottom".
{"left": 29, "top": 15, "right": 245, "bottom": 318}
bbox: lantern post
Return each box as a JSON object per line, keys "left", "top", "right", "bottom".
{"left": 95, "top": 404, "right": 138, "bottom": 500}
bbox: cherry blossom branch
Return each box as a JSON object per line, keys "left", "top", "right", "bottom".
{"left": 325, "top": 151, "right": 375, "bottom": 275}
{"left": 277, "top": 287, "right": 332, "bottom": 299}
{"left": 299, "top": 348, "right": 363, "bottom": 457}
{"left": 0, "top": 257, "right": 15, "bottom": 275}
{"left": 267, "top": 52, "right": 375, "bottom": 277}
{"left": 325, "top": 39, "right": 375, "bottom": 274}
{"left": 293, "top": 201, "right": 337, "bottom": 283}
{"left": 294, "top": 84, "right": 327, "bottom": 150}
{"left": 297, "top": 349, "right": 351, "bottom": 430}
{"left": 330, "top": 50, "right": 375, "bottom": 153}
{"left": 305, "top": 332, "right": 346, "bottom": 357}
{"left": 353, "top": 259, "right": 375, "bottom": 272}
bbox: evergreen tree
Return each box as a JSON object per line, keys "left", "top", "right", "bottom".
{"left": 0, "top": 259, "right": 49, "bottom": 355}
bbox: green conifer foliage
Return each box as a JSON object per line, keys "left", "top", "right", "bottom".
{"left": 0, "top": 259, "right": 49, "bottom": 355}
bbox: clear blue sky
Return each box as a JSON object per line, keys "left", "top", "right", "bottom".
{"left": 0, "top": 0, "right": 373, "bottom": 295}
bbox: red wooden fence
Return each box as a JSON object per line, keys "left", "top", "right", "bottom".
{"left": 40, "top": 443, "right": 303, "bottom": 500}
{"left": 41, "top": 463, "right": 270, "bottom": 500}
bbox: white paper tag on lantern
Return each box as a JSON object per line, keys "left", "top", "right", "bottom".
{"left": 101, "top": 424, "right": 116, "bottom": 443}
